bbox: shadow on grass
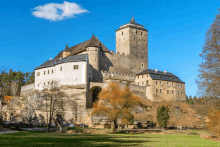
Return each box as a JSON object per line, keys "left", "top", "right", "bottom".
{"left": 0, "top": 132, "right": 158, "bottom": 147}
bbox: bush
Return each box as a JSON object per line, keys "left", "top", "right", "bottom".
{"left": 157, "top": 105, "right": 169, "bottom": 127}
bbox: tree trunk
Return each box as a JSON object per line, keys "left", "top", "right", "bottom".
{"left": 112, "top": 120, "right": 117, "bottom": 133}
{"left": 60, "top": 125, "right": 62, "bottom": 132}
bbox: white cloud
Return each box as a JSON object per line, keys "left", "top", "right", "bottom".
{"left": 32, "top": 1, "right": 88, "bottom": 21}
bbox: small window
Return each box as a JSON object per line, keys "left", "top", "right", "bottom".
{"left": 52, "top": 69, "right": 53, "bottom": 74}
{"left": 142, "top": 81, "right": 144, "bottom": 85}
{"left": 76, "top": 78, "right": 77, "bottom": 80}
{"left": 44, "top": 82, "right": 45, "bottom": 85}
{"left": 138, "top": 82, "right": 139, "bottom": 85}
{"left": 48, "top": 70, "right": 49, "bottom": 74}
{"left": 156, "top": 81, "right": 158, "bottom": 85}
{"left": 142, "top": 75, "right": 143, "bottom": 78}
{"left": 138, "top": 76, "right": 139, "bottom": 79}
{"left": 172, "top": 83, "right": 174, "bottom": 87}
{"left": 48, "top": 82, "right": 49, "bottom": 85}
{"left": 37, "top": 72, "right": 40, "bottom": 77}
{"left": 146, "top": 75, "right": 148, "bottom": 78}
{"left": 141, "top": 32, "right": 143, "bottom": 36}
{"left": 172, "top": 90, "right": 174, "bottom": 94}
{"left": 146, "top": 81, "right": 148, "bottom": 85}
{"left": 167, "top": 82, "right": 169, "bottom": 86}
{"left": 44, "top": 71, "right": 46, "bottom": 75}
{"left": 160, "top": 81, "right": 162, "bottom": 85}
{"left": 74, "top": 65, "right": 79, "bottom": 70}
{"left": 156, "top": 89, "right": 158, "bottom": 93}
{"left": 142, "top": 48, "right": 143, "bottom": 50}
{"left": 136, "top": 31, "right": 137, "bottom": 34}
{"left": 122, "top": 31, "right": 123, "bottom": 35}
{"left": 181, "top": 84, "right": 182, "bottom": 88}
{"left": 167, "top": 90, "right": 169, "bottom": 94}
{"left": 60, "top": 67, "right": 62, "bottom": 71}
{"left": 178, "top": 83, "right": 179, "bottom": 87}
{"left": 160, "top": 89, "right": 162, "bottom": 93}
{"left": 181, "top": 91, "right": 182, "bottom": 95}
{"left": 178, "top": 91, "right": 179, "bottom": 95}
{"left": 38, "top": 84, "right": 39, "bottom": 87}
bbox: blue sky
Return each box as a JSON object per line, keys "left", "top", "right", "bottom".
{"left": 0, "top": 0, "right": 219, "bottom": 97}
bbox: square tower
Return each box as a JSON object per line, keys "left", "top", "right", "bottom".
{"left": 116, "top": 17, "right": 148, "bottom": 67}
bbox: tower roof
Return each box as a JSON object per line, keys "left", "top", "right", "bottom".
{"left": 116, "top": 17, "right": 148, "bottom": 32}
{"left": 64, "top": 43, "right": 70, "bottom": 52}
{"left": 86, "top": 34, "right": 100, "bottom": 47}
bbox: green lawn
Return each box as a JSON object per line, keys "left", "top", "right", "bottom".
{"left": 0, "top": 131, "right": 219, "bottom": 147}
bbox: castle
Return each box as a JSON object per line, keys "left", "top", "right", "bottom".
{"left": 19, "top": 17, "right": 186, "bottom": 125}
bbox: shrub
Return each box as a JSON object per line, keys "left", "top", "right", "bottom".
{"left": 157, "top": 105, "right": 169, "bottom": 127}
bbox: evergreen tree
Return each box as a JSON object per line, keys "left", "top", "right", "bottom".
{"left": 157, "top": 105, "right": 169, "bottom": 127}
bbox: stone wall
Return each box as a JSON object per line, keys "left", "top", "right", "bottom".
{"left": 20, "top": 83, "right": 34, "bottom": 97}
{"left": 100, "top": 52, "right": 147, "bottom": 75}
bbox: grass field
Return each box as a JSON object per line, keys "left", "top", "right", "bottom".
{"left": 0, "top": 130, "right": 220, "bottom": 147}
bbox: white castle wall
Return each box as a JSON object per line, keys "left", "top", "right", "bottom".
{"left": 35, "top": 61, "right": 87, "bottom": 90}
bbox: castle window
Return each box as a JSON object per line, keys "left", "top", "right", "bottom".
{"left": 89, "top": 78, "right": 90, "bottom": 82}
{"left": 142, "top": 81, "right": 144, "bottom": 85}
{"left": 48, "top": 70, "right": 50, "bottom": 74}
{"left": 37, "top": 72, "right": 40, "bottom": 77}
{"left": 167, "top": 90, "right": 169, "bottom": 94}
{"left": 60, "top": 67, "right": 62, "bottom": 71}
{"left": 146, "top": 81, "right": 148, "bottom": 85}
{"left": 74, "top": 65, "right": 79, "bottom": 70}
{"left": 160, "top": 81, "right": 162, "bottom": 85}
{"left": 178, "top": 91, "right": 179, "bottom": 95}
{"left": 156, "top": 89, "right": 158, "bottom": 93}
{"left": 160, "top": 89, "right": 162, "bottom": 93}
{"left": 122, "top": 31, "right": 123, "bottom": 35}
{"left": 172, "top": 83, "right": 174, "bottom": 87}
{"left": 172, "top": 90, "right": 174, "bottom": 94}
{"left": 52, "top": 69, "right": 53, "bottom": 74}
{"left": 44, "top": 71, "right": 46, "bottom": 75}
{"left": 156, "top": 81, "right": 158, "bottom": 85}
{"left": 138, "top": 76, "right": 139, "bottom": 79}
{"left": 181, "top": 84, "right": 182, "bottom": 87}
{"left": 146, "top": 75, "right": 148, "bottom": 78}
{"left": 167, "top": 82, "right": 169, "bottom": 86}
{"left": 136, "top": 30, "right": 137, "bottom": 34}
{"left": 178, "top": 83, "right": 179, "bottom": 87}
{"left": 141, "top": 32, "right": 143, "bottom": 36}
{"left": 142, "top": 75, "right": 143, "bottom": 78}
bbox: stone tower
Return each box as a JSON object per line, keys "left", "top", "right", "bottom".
{"left": 116, "top": 17, "right": 148, "bottom": 68}
{"left": 87, "top": 34, "right": 100, "bottom": 81}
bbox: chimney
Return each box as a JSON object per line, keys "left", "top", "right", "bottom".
{"left": 155, "top": 68, "right": 158, "bottom": 72}
{"left": 164, "top": 70, "right": 167, "bottom": 73}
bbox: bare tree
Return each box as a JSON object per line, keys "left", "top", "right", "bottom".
{"left": 42, "top": 81, "right": 65, "bottom": 132}
{"left": 197, "top": 9, "right": 220, "bottom": 98}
